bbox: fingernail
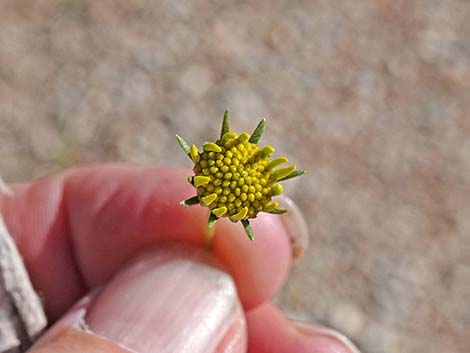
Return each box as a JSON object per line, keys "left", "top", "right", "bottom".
{"left": 277, "top": 195, "right": 309, "bottom": 263}
{"left": 85, "top": 245, "right": 239, "bottom": 353}
{"left": 293, "top": 321, "right": 362, "bottom": 353}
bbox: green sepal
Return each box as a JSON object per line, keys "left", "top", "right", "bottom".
{"left": 208, "top": 213, "right": 218, "bottom": 230}
{"left": 175, "top": 135, "right": 190, "bottom": 154}
{"left": 249, "top": 118, "right": 266, "bottom": 144}
{"left": 241, "top": 219, "right": 255, "bottom": 241}
{"left": 204, "top": 213, "right": 219, "bottom": 248}
{"left": 277, "top": 170, "right": 306, "bottom": 182}
{"left": 220, "top": 108, "right": 230, "bottom": 138}
{"left": 269, "top": 209, "right": 288, "bottom": 214}
{"left": 180, "top": 195, "right": 200, "bottom": 207}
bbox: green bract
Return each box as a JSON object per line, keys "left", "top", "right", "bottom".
{"left": 176, "top": 109, "right": 304, "bottom": 241}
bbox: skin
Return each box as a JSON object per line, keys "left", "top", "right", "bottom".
{"left": 0, "top": 165, "right": 353, "bottom": 353}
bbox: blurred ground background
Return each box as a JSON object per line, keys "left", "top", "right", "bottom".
{"left": 1, "top": 1, "right": 469, "bottom": 352}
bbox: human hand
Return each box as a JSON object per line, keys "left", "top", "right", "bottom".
{"left": 0, "top": 165, "right": 359, "bottom": 353}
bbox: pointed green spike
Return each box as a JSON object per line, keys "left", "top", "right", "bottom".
{"left": 203, "top": 142, "right": 222, "bottom": 153}
{"left": 179, "top": 195, "right": 200, "bottom": 207}
{"left": 273, "top": 165, "right": 296, "bottom": 181}
{"left": 208, "top": 213, "right": 218, "bottom": 229}
{"left": 249, "top": 118, "right": 266, "bottom": 144}
{"left": 176, "top": 135, "right": 190, "bottom": 154}
{"left": 269, "top": 209, "right": 288, "bottom": 214}
{"left": 205, "top": 213, "right": 219, "bottom": 247}
{"left": 220, "top": 108, "right": 230, "bottom": 138}
{"left": 277, "top": 169, "right": 306, "bottom": 182}
{"left": 241, "top": 219, "right": 254, "bottom": 241}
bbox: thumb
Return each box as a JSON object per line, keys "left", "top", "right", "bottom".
{"left": 29, "top": 244, "right": 247, "bottom": 353}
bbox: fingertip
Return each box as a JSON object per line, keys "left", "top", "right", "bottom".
{"left": 0, "top": 173, "right": 86, "bottom": 319}
{"left": 246, "top": 303, "right": 359, "bottom": 353}
{"left": 212, "top": 213, "right": 292, "bottom": 309}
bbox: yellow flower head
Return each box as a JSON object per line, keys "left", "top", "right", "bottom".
{"left": 176, "top": 109, "right": 304, "bottom": 241}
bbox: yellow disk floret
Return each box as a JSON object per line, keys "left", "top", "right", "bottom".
{"left": 193, "top": 133, "right": 280, "bottom": 220}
